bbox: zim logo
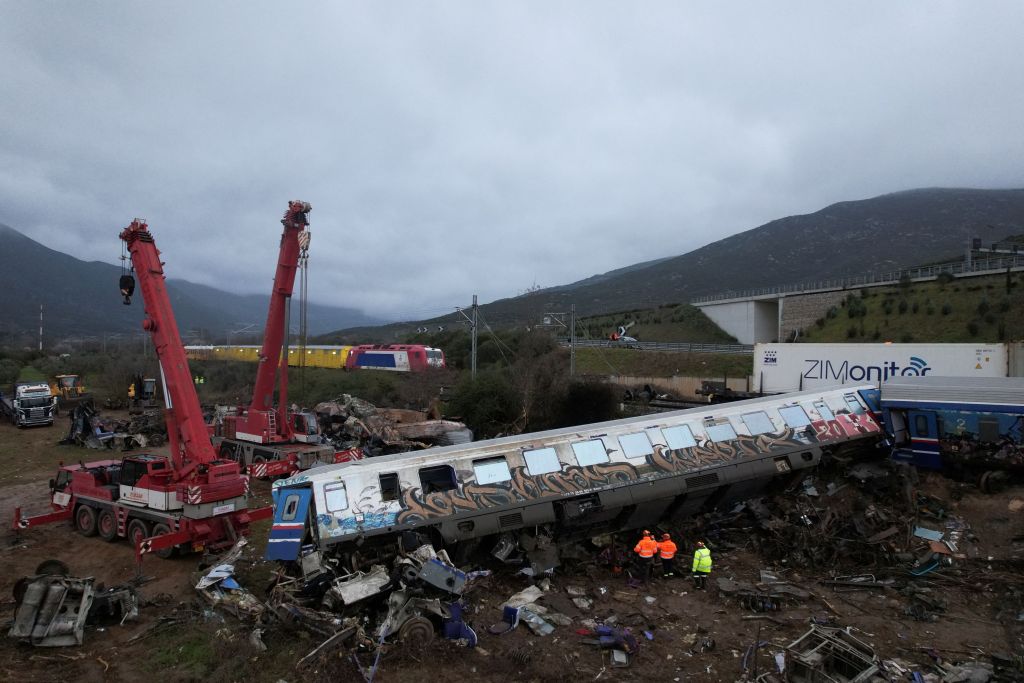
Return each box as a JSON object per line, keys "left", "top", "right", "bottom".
{"left": 803, "top": 356, "right": 932, "bottom": 382}
{"left": 763, "top": 350, "right": 778, "bottom": 365}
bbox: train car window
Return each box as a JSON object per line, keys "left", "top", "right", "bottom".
{"left": 779, "top": 405, "right": 811, "bottom": 428}
{"left": 704, "top": 419, "right": 737, "bottom": 442}
{"left": 420, "top": 465, "right": 458, "bottom": 494}
{"left": 663, "top": 425, "right": 697, "bottom": 450}
{"left": 978, "top": 417, "right": 1000, "bottom": 442}
{"left": 324, "top": 482, "right": 348, "bottom": 512}
{"left": 741, "top": 411, "right": 775, "bottom": 435}
{"left": 473, "top": 457, "right": 512, "bottom": 484}
{"left": 843, "top": 394, "right": 865, "bottom": 414}
{"left": 619, "top": 432, "right": 654, "bottom": 459}
{"left": 914, "top": 415, "right": 929, "bottom": 434}
{"left": 524, "top": 447, "right": 562, "bottom": 475}
{"left": 572, "top": 439, "right": 609, "bottom": 466}
{"left": 379, "top": 473, "right": 400, "bottom": 502}
{"left": 282, "top": 493, "right": 302, "bottom": 520}
{"left": 814, "top": 401, "right": 834, "bottom": 421}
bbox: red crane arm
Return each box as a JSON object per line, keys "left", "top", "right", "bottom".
{"left": 247, "top": 201, "right": 311, "bottom": 436}
{"left": 120, "top": 220, "right": 219, "bottom": 477}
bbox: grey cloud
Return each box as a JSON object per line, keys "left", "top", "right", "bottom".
{"left": 1, "top": 2, "right": 1022, "bottom": 321}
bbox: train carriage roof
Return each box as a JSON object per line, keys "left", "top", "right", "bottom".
{"left": 881, "top": 375, "right": 1024, "bottom": 412}
{"left": 284, "top": 384, "right": 876, "bottom": 485}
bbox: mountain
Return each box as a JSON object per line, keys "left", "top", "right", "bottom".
{"left": 323, "top": 187, "right": 1024, "bottom": 340}
{"left": 0, "top": 223, "right": 381, "bottom": 345}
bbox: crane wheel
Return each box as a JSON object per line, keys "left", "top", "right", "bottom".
{"left": 74, "top": 506, "right": 98, "bottom": 536}
{"left": 97, "top": 510, "right": 118, "bottom": 542}
{"left": 127, "top": 519, "right": 152, "bottom": 550}
{"left": 151, "top": 523, "right": 176, "bottom": 559}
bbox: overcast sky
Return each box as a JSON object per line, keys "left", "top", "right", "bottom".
{"left": 2, "top": 2, "right": 1023, "bottom": 321}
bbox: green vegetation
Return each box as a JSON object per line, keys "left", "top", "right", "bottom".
{"left": 800, "top": 271, "right": 1022, "bottom": 343}
{"left": 579, "top": 303, "right": 738, "bottom": 343}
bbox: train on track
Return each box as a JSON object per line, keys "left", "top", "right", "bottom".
{"left": 185, "top": 343, "right": 445, "bottom": 372}
{"left": 266, "top": 384, "right": 884, "bottom": 569}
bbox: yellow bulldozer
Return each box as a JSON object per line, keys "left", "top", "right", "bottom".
{"left": 49, "top": 374, "right": 91, "bottom": 414}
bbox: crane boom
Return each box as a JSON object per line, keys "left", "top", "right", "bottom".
{"left": 119, "top": 219, "right": 221, "bottom": 478}
{"left": 235, "top": 201, "right": 311, "bottom": 443}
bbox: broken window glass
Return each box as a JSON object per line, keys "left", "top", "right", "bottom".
{"left": 473, "top": 457, "right": 512, "bottom": 484}
{"left": 379, "top": 473, "right": 400, "bottom": 502}
{"left": 420, "top": 465, "right": 458, "bottom": 494}
{"left": 524, "top": 447, "right": 561, "bottom": 475}
{"left": 572, "top": 439, "right": 609, "bottom": 466}
{"left": 814, "top": 401, "right": 835, "bottom": 421}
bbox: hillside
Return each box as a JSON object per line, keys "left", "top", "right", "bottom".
{"left": 324, "top": 188, "right": 1024, "bottom": 340}
{"left": 798, "top": 271, "right": 1023, "bottom": 343}
{"left": 0, "top": 223, "right": 382, "bottom": 345}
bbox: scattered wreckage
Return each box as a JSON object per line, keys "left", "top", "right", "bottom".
{"left": 9, "top": 561, "right": 138, "bottom": 647}
{"left": 59, "top": 401, "right": 167, "bottom": 450}
{"left": 314, "top": 394, "right": 472, "bottom": 455}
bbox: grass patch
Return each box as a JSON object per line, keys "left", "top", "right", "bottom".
{"left": 575, "top": 349, "right": 751, "bottom": 378}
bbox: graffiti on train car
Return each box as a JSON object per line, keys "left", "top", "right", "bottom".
{"left": 310, "top": 411, "right": 883, "bottom": 538}
{"left": 398, "top": 461, "right": 639, "bottom": 525}
{"left": 650, "top": 427, "right": 812, "bottom": 472}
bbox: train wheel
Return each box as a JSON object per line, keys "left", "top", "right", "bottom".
{"left": 97, "top": 510, "right": 118, "bottom": 542}
{"left": 398, "top": 616, "right": 435, "bottom": 646}
{"left": 151, "top": 523, "right": 176, "bottom": 559}
{"left": 75, "top": 506, "right": 98, "bottom": 536}
{"left": 127, "top": 519, "right": 152, "bottom": 550}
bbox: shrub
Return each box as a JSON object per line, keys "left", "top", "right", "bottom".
{"left": 898, "top": 300, "right": 908, "bottom": 314}
{"left": 937, "top": 272, "right": 954, "bottom": 287}
{"left": 977, "top": 299, "right": 990, "bottom": 316}
{"left": 816, "top": 318, "right": 826, "bottom": 329}
{"left": 926, "top": 305, "right": 936, "bottom": 315}
{"left": 941, "top": 303, "right": 953, "bottom": 316}
{"left": 911, "top": 302, "right": 919, "bottom": 314}
{"left": 846, "top": 326, "right": 858, "bottom": 339}
{"left": 966, "top": 321, "right": 979, "bottom": 337}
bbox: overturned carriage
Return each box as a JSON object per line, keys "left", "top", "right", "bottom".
{"left": 266, "top": 385, "right": 883, "bottom": 568}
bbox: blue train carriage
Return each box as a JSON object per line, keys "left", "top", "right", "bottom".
{"left": 265, "top": 385, "right": 883, "bottom": 567}
{"left": 880, "top": 376, "right": 1024, "bottom": 483}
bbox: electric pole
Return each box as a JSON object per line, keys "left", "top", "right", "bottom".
{"left": 569, "top": 304, "right": 576, "bottom": 377}
{"left": 38, "top": 304, "right": 43, "bottom": 351}
{"left": 471, "top": 294, "right": 478, "bottom": 380}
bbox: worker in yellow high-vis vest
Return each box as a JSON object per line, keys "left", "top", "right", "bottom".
{"left": 692, "top": 540, "right": 712, "bottom": 589}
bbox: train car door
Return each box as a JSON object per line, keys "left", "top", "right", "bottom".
{"left": 265, "top": 487, "right": 312, "bottom": 561}
{"left": 907, "top": 410, "right": 942, "bottom": 469}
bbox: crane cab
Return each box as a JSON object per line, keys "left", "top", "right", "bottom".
{"left": 290, "top": 410, "right": 323, "bottom": 444}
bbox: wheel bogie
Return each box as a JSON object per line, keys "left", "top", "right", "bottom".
{"left": 126, "top": 518, "right": 152, "bottom": 550}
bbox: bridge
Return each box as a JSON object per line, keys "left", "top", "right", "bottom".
{"left": 692, "top": 255, "right": 1024, "bottom": 344}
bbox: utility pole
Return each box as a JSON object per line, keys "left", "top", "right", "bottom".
{"left": 471, "top": 294, "right": 478, "bottom": 380}
{"left": 38, "top": 304, "right": 43, "bottom": 351}
{"left": 569, "top": 304, "right": 576, "bottom": 377}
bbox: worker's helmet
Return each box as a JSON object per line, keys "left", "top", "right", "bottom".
{"left": 661, "top": 533, "right": 671, "bottom": 540}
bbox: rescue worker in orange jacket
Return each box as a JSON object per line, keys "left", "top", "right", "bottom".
{"left": 657, "top": 533, "right": 678, "bottom": 577}
{"left": 634, "top": 530, "right": 658, "bottom": 583}
{"left": 692, "top": 540, "right": 712, "bottom": 589}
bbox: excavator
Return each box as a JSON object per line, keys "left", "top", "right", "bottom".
{"left": 214, "top": 202, "right": 350, "bottom": 477}
{"left": 50, "top": 374, "right": 91, "bottom": 414}
{"left": 14, "top": 219, "right": 270, "bottom": 559}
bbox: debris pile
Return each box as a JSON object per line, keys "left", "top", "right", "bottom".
{"left": 315, "top": 394, "right": 471, "bottom": 455}
{"left": 59, "top": 402, "right": 166, "bottom": 450}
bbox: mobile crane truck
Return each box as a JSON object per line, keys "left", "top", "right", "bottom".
{"left": 213, "top": 201, "right": 358, "bottom": 478}
{"left": 13, "top": 218, "right": 271, "bottom": 559}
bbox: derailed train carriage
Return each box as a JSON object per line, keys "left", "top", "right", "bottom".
{"left": 265, "top": 385, "right": 884, "bottom": 568}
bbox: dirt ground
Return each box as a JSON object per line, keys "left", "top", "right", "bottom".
{"left": 1, "top": 419, "right": 1022, "bottom": 682}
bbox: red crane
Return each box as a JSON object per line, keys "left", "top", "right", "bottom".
{"left": 13, "top": 219, "right": 270, "bottom": 560}
{"left": 215, "top": 202, "right": 346, "bottom": 477}
{"left": 231, "top": 200, "right": 310, "bottom": 444}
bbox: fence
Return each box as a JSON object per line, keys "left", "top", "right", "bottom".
{"left": 690, "top": 255, "right": 1024, "bottom": 305}
{"left": 563, "top": 339, "right": 753, "bottom": 354}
